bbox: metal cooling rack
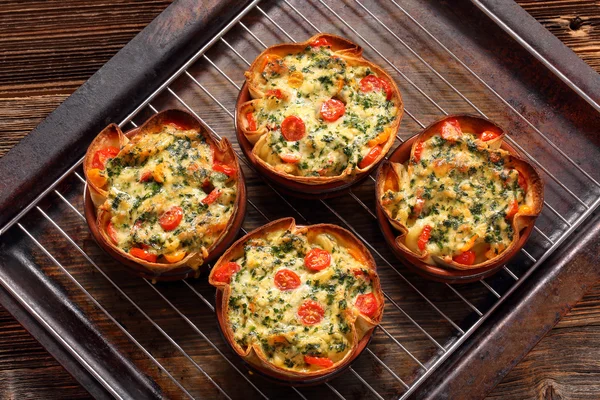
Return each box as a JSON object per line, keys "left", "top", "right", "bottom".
{"left": 3, "top": 0, "right": 600, "bottom": 399}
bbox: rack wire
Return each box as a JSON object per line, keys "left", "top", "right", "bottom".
{"left": 3, "top": 0, "right": 600, "bottom": 399}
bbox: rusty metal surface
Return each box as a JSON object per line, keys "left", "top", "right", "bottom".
{"left": 413, "top": 211, "right": 600, "bottom": 399}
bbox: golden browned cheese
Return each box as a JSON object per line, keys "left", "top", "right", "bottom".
{"left": 250, "top": 45, "right": 398, "bottom": 177}
{"left": 102, "top": 124, "right": 237, "bottom": 260}
{"left": 381, "top": 129, "right": 526, "bottom": 263}
{"left": 219, "top": 223, "right": 382, "bottom": 373}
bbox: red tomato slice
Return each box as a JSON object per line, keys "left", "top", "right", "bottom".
{"left": 92, "top": 146, "right": 119, "bottom": 169}
{"left": 417, "top": 225, "right": 432, "bottom": 252}
{"left": 298, "top": 300, "right": 324, "bottom": 325}
{"left": 358, "top": 145, "right": 383, "bottom": 169}
{"left": 202, "top": 189, "right": 221, "bottom": 205}
{"left": 452, "top": 250, "right": 476, "bottom": 265}
{"left": 413, "top": 141, "right": 424, "bottom": 163}
{"left": 213, "top": 262, "right": 241, "bottom": 284}
{"left": 310, "top": 38, "right": 331, "bottom": 48}
{"left": 480, "top": 130, "right": 500, "bottom": 142}
{"left": 379, "top": 78, "right": 393, "bottom": 100}
{"left": 107, "top": 221, "right": 118, "bottom": 244}
{"left": 130, "top": 247, "right": 158, "bottom": 263}
{"left": 356, "top": 293, "right": 378, "bottom": 317}
{"left": 159, "top": 206, "right": 183, "bottom": 231}
{"left": 280, "top": 153, "right": 301, "bottom": 164}
{"left": 517, "top": 170, "right": 528, "bottom": 192}
{"left": 281, "top": 115, "right": 306, "bottom": 141}
{"left": 139, "top": 170, "right": 153, "bottom": 182}
{"left": 246, "top": 112, "right": 257, "bottom": 131}
{"left": 304, "top": 248, "right": 331, "bottom": 271}
{"left": 304, "top": 355, "right": 333, "bottom": 368}
{"left": 505, "top": 199, "right": 519, "bottom": 220}
{"left": 440, "top": 119, "right": 462, "bottom": 141}
{"left": 213, "top": 162, "right": 236, "bottom": 177}
{"left": 265, "top": 89, "right": 284, "bottom": 99}
{"left": 359, "top": 75, "right": 383, "bottom": 93}
{"left": 274, "top": 269, "right": 301, "bottom": 291}
{"left": 320, "top": 99, "right": 346, "bottom": 122}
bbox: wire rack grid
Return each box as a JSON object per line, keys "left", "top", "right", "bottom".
{"left": 3, "top": 0, "right": 600, "bottom": 399}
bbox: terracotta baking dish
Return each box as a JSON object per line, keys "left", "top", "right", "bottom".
{"left": 83, "top": 109, "right": 247, "bottom": 281}
{"left": 375, "top": 114, "right": 543, "bottom": 284}
{"left": 235, "top": 33, "right": 403, "bottom": 199}
{"left": 209, "top": 218, "right": 384, "bottom": 384}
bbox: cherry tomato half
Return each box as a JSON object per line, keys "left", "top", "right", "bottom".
{"left": 505, "top": 199, "right": 519, "bottom": 220}
{"left": 280, "top": 153, "right": 301, "bottom": 164}
{"left": 265, "top": 89, "right": 284, "bottom": 99}
{"left": 202, "top": 189, "right": 221, "bottom": 205}
{"left": 304, "top": 355, "right": 333, "bottom": 368}
{"left": 356, "top": 293, "right": 378, "bottom": 317}
{"left": 417, "top": 225, "right": 432, "bottom": 252}
{"left": 298, "top": 300, "right": 324, "bottom": 325}
{"left": 281, "top": 115, "right": 306, "bottom": 141}
{"left": 480, "top": 130, "right": 500, "bottom": 142}
{"left": 274, "top": 269, "right": 301, "bottom": 291}
{"left": 413, "top": 141, "right": 424, "bottom": 163}
{"left": 358, "top": 145, "right": 383, "bottom": 169}
{"left": 359, "top": 75, "right": 383, "bottom": 93}
{"left": 320, "top": 98, "right": 346, "bottom": 122}
{"left": 246, "top": 112, "right": 257, "bottom": 131}
{"left": 304, "top": 248, "right": 331, "bottom": 271}
{"left": 213, "top": 262, "right": 241, "bottom": 284}
{"left": 92, "top": 147, "right": 119, "bottom": 169}
{"left": 380, "top": 78, "right": 393, "bottom": 101}
{"left": 159, "top": 206, "right": 183, "bottom": 231}
{"left": 139, "top": 170, "right": 153, "bottom": 182}
{"left": 213, "top": 162, "right": 236, "bottom": 177}
{"left": 130, "top": 247, "right": 158, "bottom": 263}
{"left": 310, "top": 38, "right": 331, "bottom": 48}
{"left": 440, "top": 119, "right": 462, "bottom": 141}
{"left": 452, "top": 250, "right": 476, "bottom": 265}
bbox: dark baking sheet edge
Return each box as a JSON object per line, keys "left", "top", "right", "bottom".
{"left": 0, "top": 0, "right": 598, "bottom": 399}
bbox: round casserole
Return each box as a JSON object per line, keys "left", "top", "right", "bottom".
{"left": 209, "top": 218, "right": 384, "bottom": 381}
{"left": 83, "top": 109, "right": 246, "bottom": 279}
{"left": 236, "top": 33, "right": 403, "bottom": 196}
{"left": 376, "top": 115, "right": 543, "bottom": 275}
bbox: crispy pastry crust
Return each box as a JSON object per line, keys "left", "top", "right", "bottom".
{"left": 376, "top": 114, "right": 544, "bottom": 271}
{"left": 84, "top": 109, "right": 243, "bottom": 274}
{"left": 238, "top": 33, "right": 403, "bottom": 185}
{"left": 209, "top": 217, "right": 384, "bottom": 379}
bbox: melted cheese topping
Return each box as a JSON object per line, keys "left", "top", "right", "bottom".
{"left": 382, "top": 132, "right": 525, "bottom": 261}
{"left": 252, "top": 45, "right": 397, "bottom": 176}
{"left": 227, "top": 228, "right": 375, "bottom": 372}
{"left": 104, "top": 125, "right": 236, "bottom": 260}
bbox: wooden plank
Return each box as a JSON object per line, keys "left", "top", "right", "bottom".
{"left": 0, "top": 0, "right": 598, "bottom": 399}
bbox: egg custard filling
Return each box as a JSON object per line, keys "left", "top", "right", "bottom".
{"left": 380, "top": 119, "right": 532, "bottom": 266}
{"left": 100, "top": 124, "right": 237, "bottom": 264}
{"left": 245, "top": 37, "right": 399, "bottom": 177}
{"left": 211, "top": 222, "right": 382, "bottom": 373}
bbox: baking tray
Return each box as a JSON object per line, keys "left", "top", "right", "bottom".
{"left": 1, "top": 0, "right": 599, "bottom": 399}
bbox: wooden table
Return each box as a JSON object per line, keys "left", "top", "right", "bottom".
{"left": 0, "top": 1, "right": 598, "bottom": 398}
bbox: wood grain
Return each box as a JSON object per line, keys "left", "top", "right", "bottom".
{"left": 0, "top": 0, "right": 598, "bottom": 399}
{"left": 518, "top": 0, "right": 600, "bottom": 72}
{"left": 486, "top": 284, "right": 600, "bottom": 400}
